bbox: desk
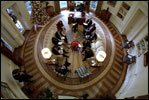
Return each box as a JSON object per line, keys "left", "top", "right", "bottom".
{"left": 68, "top": 12, "right": 85, "bottom": 25}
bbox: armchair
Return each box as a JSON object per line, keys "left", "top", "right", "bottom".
{"left": 122, "top": 54, "right": 136, "bottom": 65}
{"left": 122, "top": 40, "right": 134, "bottom": 49}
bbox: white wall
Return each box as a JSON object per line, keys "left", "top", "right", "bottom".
{"left": 101, "top": 1, "right": 148, "bottom": 35}
{"left": 1, "top": 53, "right": 28, "bottom": 99}
{"left": 115, "top": 1, "right": 148, "bottom": 98}
{"left": 116, "top": 24, "right": 148, "bottom": 98}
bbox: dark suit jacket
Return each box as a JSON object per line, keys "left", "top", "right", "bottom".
{"left": 55, "top": 32, "right": 64, "bottom": 40}
{"left": 52, "top": 37, "right": 60, "bottom": 45}
{"left": 72, "top": 19, "right": 78, "bottom": 27}
{"left": 84, "top": 48, "right": 94, "bottom": 58}
{"left": 89, "top": 26, "right": 96, "bottom": 33}
{"left": 83, "top": 40, "right": 91, "bottom": 48}
{"left": 89, "top": 33, "right": 97, "bottom": 41}
{"left": 88, "top": 20, "right": 92, "bottom": 28}
{"left": 52, "top": 46, "right": 61, "bottom": 55}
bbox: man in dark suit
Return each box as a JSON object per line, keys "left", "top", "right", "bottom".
{"left": 56, "top": 20, "right": 64, "bottom": 32}
{"left": 84, "top": 18, "right": 92, "bottom": 29}
{"left": 88, "top": 31, "right": 97, "bottom": 42}
{"left": 52, "top": 45, "right": 69, "bottom": 57}
{"left": 72, "top": 18, "right": 78, "bottom": 32}
{"left": 55, "top": 31, "right": 62, "bottom": 40}
{"left": 86, "top": 23, "right": 96, "bottom": 36}
{"left": 82, "top": 47, "right": 94, "bottom": 61}
{"left": 52, "top": 37, "right": 61, "bottom": 46}
{"left": 55, "top": 65, "right": 70, "bottom": 75}
{"left": 55, "top": 58, "right": 71, "bottom": 75}
{"left": 55, "top": 31, "right": 68, "bottom": 44}
{"left": 81, "top": 40, "right": 91, "bottom": 53}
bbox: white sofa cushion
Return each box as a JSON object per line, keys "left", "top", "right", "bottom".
{"left": 95, "top": 41, "right": 103, "bottom": 48}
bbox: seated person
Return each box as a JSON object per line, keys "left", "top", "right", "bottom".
{"left": 83, "top": 18, "right": 92, "bottom": 29}
{"left": 82, "top": 47, "right": 94, "bottom": 61}
{"left": 52, "top": 37, "right": 62, "bottom": 46}
{"left": 86, "top": 23, "right": 96, "bottom": 35}
{"left": 86, "top": 31, "right": 97, "bottom": 42}
{"left": 123, "top": 55, "right": 136, "bottom": 64}
{"left": 12, "top": 69, "right": 33, "bottom": 83}
{"left": 72, "top": 18, "right": 78, "bottom": 32}
{"left": 55, "top": 31, "right": 63, "bottom": 40}
{"left": 55, "top": 31, "right": 68, "bottom": 44}
{"left": 55, "top": 65, "right": 70, "bottom": 75}
{"left": 55, "top": 58, "right": 71, "bottom": 75}
{"left": 81, "top": 40, "right": 91, "bottom": 53}
{"left": 56, "top": 20, "right": 64, "bottom": 32}
{"left": 52, "top": 45, "right": 69, "bottom": 57}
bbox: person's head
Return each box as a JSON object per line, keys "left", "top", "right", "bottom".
{"left": 60, "top": 20, "right": 62, "bottom": 24}
{"left": 9, "top": 13, "right": 12, "bottom": 16}
{"left": 93, "top": 23, "right": 95, "bottom": 27}
{"left": 86, "top": 47, "right": 90, "bottom": 51}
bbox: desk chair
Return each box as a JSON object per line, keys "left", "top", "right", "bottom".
{"left": 122, "top": 40, "right": 135, "bottom": 49}
{"left": 123, "top": 55, "right": 136, "bottom": 65}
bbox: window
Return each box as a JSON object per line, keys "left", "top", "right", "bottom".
{"left": 25, "top": 1, "right": 32, "bottom": 15}
{"left": 6, "top": 8, "right": 24, "bottom": 33}
{"left": 1, "top": 37, "right": 13, "bottom": 52}
{"left": 74, "top": 1, "right": 83, "bottom": 5}
{"left": 90, "top": 1, "right": 98, "bottom": 11}
{"left": 60, "top": 1, "right": 67, "bottom": 9}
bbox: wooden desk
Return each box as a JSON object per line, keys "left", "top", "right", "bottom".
{"left": 68, "top": 12, "right": 85, "bottom": 25}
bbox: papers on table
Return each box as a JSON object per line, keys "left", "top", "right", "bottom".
{"left": 78, "top": 44, "right": 83, "bottom": 48}
{"left": 58, "top": 42, "right": 63, "bottom": 45}
{"left": 83, "top": 23, "right": 88, "bottom": 26}
{"left": 91, "top": 60, "right": 96, "bottom": 66}
{"left": 61, "top": 37, "right": 65, "bottom": 40}
{"left": 51, "top": 58, "right": 55, "bottom": 62}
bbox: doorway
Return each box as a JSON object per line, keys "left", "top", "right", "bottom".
{"left": 6, "top": 8, "right": 24, "bottom": 33}
{"left": 60, "top": 1, "right": 67, "bottom": 9}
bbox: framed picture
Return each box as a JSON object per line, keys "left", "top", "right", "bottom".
{"left": 107, "top": 1, "right": 117, "bottom": 7}
{"left": 1, "top": 82, "right": 18, "bottom": 99}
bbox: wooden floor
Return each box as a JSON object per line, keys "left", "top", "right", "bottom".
{"left": 15, "top": 10, "right": 127, "bottom": 99}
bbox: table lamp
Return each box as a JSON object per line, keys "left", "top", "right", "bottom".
{"left": 96, "top": 51, "right": 106, "bottom": 62}
{"left": 41, "top": 48, "right": 52, "bottom": 59}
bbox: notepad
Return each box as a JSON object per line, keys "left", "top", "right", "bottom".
{"left": 61, "top": 37, "right": 65, "bottom": 40}
{"left": 58, "top": 42, "right": 63, "bottom": 45}
{"left": 83, "top": 23, "right": 88, "bottom": 26}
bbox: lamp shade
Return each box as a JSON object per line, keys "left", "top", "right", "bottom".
{"left": 96, "top": 51, "right": 106, "bottom": 62}
{"left": 41, "top": 48, "right": 52, "bottom": 59}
